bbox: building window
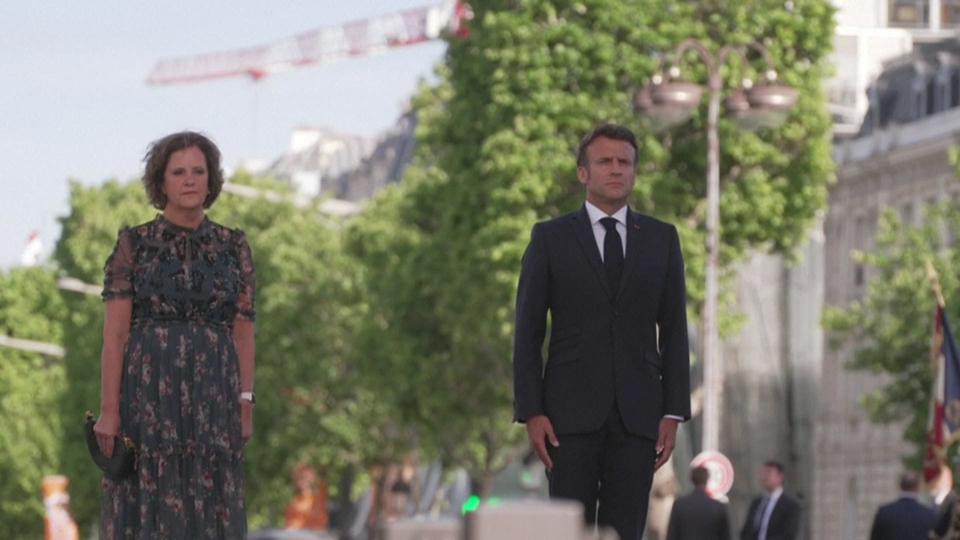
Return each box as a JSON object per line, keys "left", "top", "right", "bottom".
{"left": 854, "top": 265, "right": 865, "bottom": 287}
{"left": 890, "top": 0, "right": 929, "bottom": 27}
{"left": 945, "top": 0, "right": 960, "bottom": 26}
{"left": 949, "top": 194, "right": 960, "bottom": 247}
{"left": 927, "top": 77, "right": 937, "bottom": 115}
{"left": 854, "top": 215, "right": 869, "bottom": 288}
{"left": 900, "top": 201, "right": 915, "bottom": 225}
{"left": 951, "top": 71, "right": 960, "bottom": 107}
{"left": 938, "top": 72, "right": 951, "bottom": 111}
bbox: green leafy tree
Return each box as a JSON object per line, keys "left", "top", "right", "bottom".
{"left": 0, "top": 267, "right": 68, "bottom": 537}
{"left": 54, "top": 179, "right": 154, "bottom": 531}
{"left": 348, "top": 0, "right": 836, "bottom": 492}
{"left": 822, "top": 205, "right": 960, "bottom": 466}
{"left": 210, "top": 174, "right": 383, "bottom": 527}
{"left": 54, "top": 175, "right": 380, "bottom": 531}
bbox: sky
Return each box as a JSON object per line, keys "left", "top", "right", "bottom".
{"left": 0, "top": 1, "right": 447, "bottom": 269}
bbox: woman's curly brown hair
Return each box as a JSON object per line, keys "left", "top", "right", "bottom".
{"left": 142, "top": 131, "right": 224, "bottom": 210}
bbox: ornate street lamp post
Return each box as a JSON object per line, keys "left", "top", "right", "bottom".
{"left": 636, "top": 39, "right": 798, "bottom": 452}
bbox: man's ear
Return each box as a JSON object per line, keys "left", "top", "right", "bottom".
{"left": 577, "top": 166, "right": 589, "bottom": 185}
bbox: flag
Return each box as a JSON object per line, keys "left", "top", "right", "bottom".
{"left": 924, "top": 306, "right": 960, "bottom": 482}
{"left": 19, "top": 231, "right": 43, "bottom": 267}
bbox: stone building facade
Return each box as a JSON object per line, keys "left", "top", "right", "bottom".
{"left": 813, "top": 103, "right": 960, "bottom": 539}
{"left": 705, "top": 4, "right": 960, "bottom": 537}
{"left": 722, "top": 37, "right": 960, "bottom": 537}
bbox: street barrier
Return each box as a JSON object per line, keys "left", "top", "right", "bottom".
{"left": 384, "top": 499, "right": 619, "bottom": 540}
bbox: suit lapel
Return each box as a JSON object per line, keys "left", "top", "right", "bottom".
{"left": 617, "top": 210, "right": 644, "bottom": 299}
{"left": 571, "top": 206, "right": 613, "bottom": 299}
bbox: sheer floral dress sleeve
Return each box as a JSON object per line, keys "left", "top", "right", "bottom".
{"left": 102, "top": 229, "right": 135, "bottom": 301}
{"left": 234, "top": 232, "right": 256, "bottom": 322}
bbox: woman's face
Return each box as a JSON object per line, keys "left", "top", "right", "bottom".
{"left": 163, "top": 146, "right": 209, "bottom": 212}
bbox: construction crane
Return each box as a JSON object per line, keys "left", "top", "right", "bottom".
{"left": 1, "top": 5, "right": 474, "bottom": 359}
{"left": 146, "top": 0, "right": 470, "bottom": 85}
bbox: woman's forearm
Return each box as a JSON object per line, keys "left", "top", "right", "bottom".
{"left": 100, "top": 341, "right": 125, "bottom": 414}
{"left": 100, "top": 300, "right": 132, "bottom": 415}
{"left": 233, "top": 320, "right": 256, "bottom": 393}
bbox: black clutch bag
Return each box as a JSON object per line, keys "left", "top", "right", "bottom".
{"left": 84, "top": 411, "right": 137, "bottom": 480}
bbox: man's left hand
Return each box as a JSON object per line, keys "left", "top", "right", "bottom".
{"left": 654, "top": 417, "right": 679, "bottom": 471}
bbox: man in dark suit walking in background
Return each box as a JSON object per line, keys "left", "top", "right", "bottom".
{"left": 869, "top": 471, "right": 937, "bottom": 540}
{"left": 667, "top": 466, "right": 731, "bottom": 540}
{"left": 740, "top": 460, "right": 801, "bottom": 540}
{"left": 513, "top": 123, "right": 691, "bottom": 540}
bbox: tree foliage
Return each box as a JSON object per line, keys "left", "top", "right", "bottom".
{"left": 347, "top": 0, "right": 836, "bottom": 489}
{"left": 0, "top": 267, "right": 67, "bottom": 538}
{"left": 52, "top": 176, "right": 379, "bottom": 532}
{"left": 54, "top": 180, "right": 156, "bottom": 530}
{"left": 822, "top": 205, "right": 960, "bottom": 466}
{"left": 211, "top": 175, "right": 379, "bottom": 527}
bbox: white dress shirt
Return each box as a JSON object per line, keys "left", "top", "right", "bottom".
{"left": 758, "top": 487, "right": 784, "bottom": 540}
{"left": 584, "top": 201, "right": 627, "bottom": 261}
{"left": 583, "top": 201, "right": 683, "bottom": 424}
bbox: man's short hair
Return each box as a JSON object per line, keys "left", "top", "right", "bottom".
{"left": 899, "top": 471, "right": 920, "bottom": 492}
{"left": 763, "top": 460, "right": 785, "bottom": 475}
{"left": 690, "top": 466, "right": 710, "bottom": 487}
{"left": 576, "top": 123, "right": 638, "bottom": 168}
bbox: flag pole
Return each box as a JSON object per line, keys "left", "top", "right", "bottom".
{"left": 927, "top": 259, "right": 946, "bottom": 381}
{"left": 925, "top": 258, "right": 952, "bottom": 479}
{"left": 925, "top": 258, "right": 960, "bottom": 473}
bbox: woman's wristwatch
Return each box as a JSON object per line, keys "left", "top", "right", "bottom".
{"left": 240, "top": 391, "right": 256, "bottom": 406}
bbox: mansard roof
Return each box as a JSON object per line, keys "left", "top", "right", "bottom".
{"left": 859, "top": 40, "right": 960, "bottom": 136}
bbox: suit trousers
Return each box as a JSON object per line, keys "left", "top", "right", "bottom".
{"left": 547, "top": 403, "right": 657, "bottom": 540}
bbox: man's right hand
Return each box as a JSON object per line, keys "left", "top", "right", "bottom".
{"left": 526, "top": 415, "right": 559, "bottom": 470}
{"left": 94, "top": 411, "right": 120, "bottom": 457}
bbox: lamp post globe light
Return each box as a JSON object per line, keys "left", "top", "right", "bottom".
{"left": 635, "top": 39, "right": 798, "bottom": 453}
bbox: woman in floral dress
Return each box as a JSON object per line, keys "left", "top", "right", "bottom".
{"left": 94, "top": 131, "right": 256, "bottom": 539}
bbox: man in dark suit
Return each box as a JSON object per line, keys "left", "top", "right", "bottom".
{"left": 513, "top": 123, "right": 691, "bottom": 540}
{"left": 869, "top": 471, "right": 937, "bottom": 540}
{"left": 740, "top": 460, "right": 801, "bottom": 540}
{"left": 667, "top": 466, "right": 731, "bottom": 540}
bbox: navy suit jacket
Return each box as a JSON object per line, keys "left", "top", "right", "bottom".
{"left": 512, "top": 206, "right": 691, "bottom": 438}
{"left": 740, "top": 493, "right": 801, "bottom": 540}
{"left": 869, "top": 495, "right": 937, "bottom": 540}
{"left": 667, "top": 489, "right": 731, "bottom": 540}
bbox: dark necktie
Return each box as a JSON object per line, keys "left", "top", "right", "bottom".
{"left": 600, "top": 217, "right": 623, "bottom": 290}
{"left": 753, "top": 495, "right": 770, "bottom": 535}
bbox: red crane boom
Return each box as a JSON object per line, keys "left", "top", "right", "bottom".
{"left": 146, "top": 1, "right": 470, "bottom": 85}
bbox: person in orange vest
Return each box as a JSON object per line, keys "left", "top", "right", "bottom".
{"left": 284, "top": 463, "right": 329, "bottom": 530}
{"left": 43, "top": 475, "right": 79, "bottom": 540}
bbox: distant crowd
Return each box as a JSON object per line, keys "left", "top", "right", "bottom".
{"left": 667, "top": 460, "right": 950, "bottom": 540}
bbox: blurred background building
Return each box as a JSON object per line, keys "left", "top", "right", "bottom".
{"left": 246, "top": 109, "right": 416, "bottom": 204}
{"left": 733, "top": 1, "right": 960, "bottom": 538}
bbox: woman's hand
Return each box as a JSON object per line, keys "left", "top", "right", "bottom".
{"left": 241, "top": 401, "right": 254, "bottom": 443}
{"left": 94, "top": 411, "right": 121, "bottom": 457}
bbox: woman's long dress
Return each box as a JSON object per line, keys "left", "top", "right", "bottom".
{"left": 100, "top": 214, "right": 255, "bottom": 539}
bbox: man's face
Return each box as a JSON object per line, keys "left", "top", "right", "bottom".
{"left": 577, "top": 136, "right": 636, "bottom": 209}
{"left": 760, "top": 465, "right": 784, "bottom": 492}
